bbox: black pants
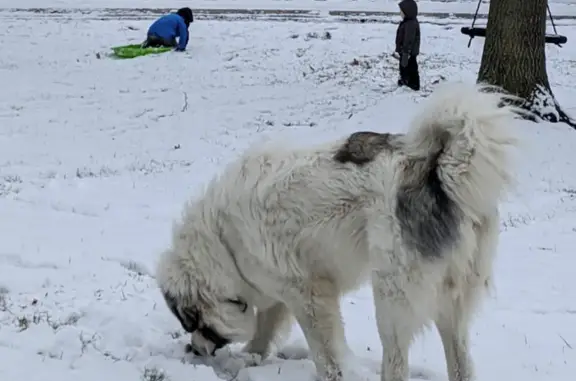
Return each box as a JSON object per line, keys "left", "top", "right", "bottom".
{"left": 399, "top": 55, "right": 420, "bottom": 91}
{"left": 142, "top": 34, "right": 177, "bottom": 48}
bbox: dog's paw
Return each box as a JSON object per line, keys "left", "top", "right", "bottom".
{"left": 316, "top": 369, "right": 343, "bottom": 381}
{"left": 241, "top": 342, "right": 271, "bottom": 358}
{"left": 212, "top": 348, "right": 263, "bottom": 374}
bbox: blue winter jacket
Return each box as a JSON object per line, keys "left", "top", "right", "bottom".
{"left": 147, "top": 13, "right": 189, "bottom": 50}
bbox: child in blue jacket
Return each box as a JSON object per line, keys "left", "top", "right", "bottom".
{"left": 142, "top": 7, "right": 194, "bottom": 52}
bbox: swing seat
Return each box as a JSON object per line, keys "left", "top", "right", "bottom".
{"left": 461, "top": 27, "right": 567, "bottom": 45}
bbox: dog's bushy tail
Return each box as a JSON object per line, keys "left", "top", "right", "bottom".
{"left": 396, "top": 83, "right": 520, "bottom": 258}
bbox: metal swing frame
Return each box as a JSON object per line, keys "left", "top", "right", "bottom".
{"left": 460, "top": 0, "right": 568, "bottom": 47}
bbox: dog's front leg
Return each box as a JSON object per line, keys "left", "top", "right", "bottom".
{"left": 243, "top": 302, "right": 292, "bottom": 359}
{"left": 289, "top": 283, "right": 348, "bottom": 381}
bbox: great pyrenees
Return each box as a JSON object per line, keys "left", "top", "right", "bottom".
{"left": 156, "top": 83, "right": 520, "bottom": 381}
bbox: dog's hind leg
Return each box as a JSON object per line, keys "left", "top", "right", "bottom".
{"left": 243, "top": 302, "right": 292, "bottom": 359}
{"left": 435, "top": 293, "right": 475, "bottom": 381}
{"left": 435, "top": 215, "right": 497, "bottom": 381}
{"left": 371, "top": 271, "right": 420, "bottom": 381}
{"left": 288, "top": 279, "right": 348, "bottom": 381}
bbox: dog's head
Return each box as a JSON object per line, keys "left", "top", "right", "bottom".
{"left": 156, "top": 246, "right": 257, "bottom": 356}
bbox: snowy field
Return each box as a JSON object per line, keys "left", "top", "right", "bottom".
{"left": 1, "top": 8, "right": 576, "bottom": 381}
{"left": 2, "top": 0, "right": 576, "bottom": 16}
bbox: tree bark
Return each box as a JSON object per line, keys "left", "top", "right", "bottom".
{"left": 477, "top": 0, "right": 576, "bottom": 128}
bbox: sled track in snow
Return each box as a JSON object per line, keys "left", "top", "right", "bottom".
{"left": 2, "top": 7, "right": 576, "bottom": 25}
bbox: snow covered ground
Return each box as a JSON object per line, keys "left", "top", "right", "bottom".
{"left": 1, "top": 8, "right": 576, "bottom": 381}
{"left": 2, "top": 0, "right": 576, "bottom": 16}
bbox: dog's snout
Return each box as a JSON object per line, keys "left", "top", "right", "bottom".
{"left": 185, "top": 343, "right": 202, "bottom": 357}
{"left": 186, "top": 326, "right": 229, "bottom": 358}
{"left": 185, "top": 343, "right": 213, "bottom": 357}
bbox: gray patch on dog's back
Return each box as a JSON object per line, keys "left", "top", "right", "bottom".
{"left": 395, "top": 154, "right": 462, "bottom": 259}
{"left": 334, "top": 131, "right": 402, "bottom": 165}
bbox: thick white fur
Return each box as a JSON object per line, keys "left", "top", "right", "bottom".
{"left": 156, "top": 82, "right": 520, "bottom": 381}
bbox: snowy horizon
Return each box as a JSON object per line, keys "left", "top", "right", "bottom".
{"left": 1, "top": 3, "right": 575, "bottom": 381}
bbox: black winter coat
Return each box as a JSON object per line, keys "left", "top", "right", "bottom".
{"left": 395, "top": 0, "right": 421, "bottom": 57}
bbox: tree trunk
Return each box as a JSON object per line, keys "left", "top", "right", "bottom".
{"left": 478, "top": 0, "right": 576, "bottom": 128}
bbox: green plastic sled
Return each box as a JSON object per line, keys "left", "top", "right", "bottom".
{"left": 111, "top": 44, "right": 173, "bottom": 59}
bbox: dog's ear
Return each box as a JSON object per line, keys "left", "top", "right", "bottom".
{"left": 180, "top": 307, "right": 200, "bottom": 332}
{"left": 163, "top": 291, "right": 199, "bottom": 333}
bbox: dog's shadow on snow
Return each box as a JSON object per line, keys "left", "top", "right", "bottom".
{"left": 349, "top": 355, "right": 443, "bottom": 381}
{"left": 180, "top": 342, "right": 442, "bottom": 381}
{"left": 180, "top": 344, "right": 311, "bottom": 379}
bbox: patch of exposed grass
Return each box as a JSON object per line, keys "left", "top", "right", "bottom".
{"left": 15, "top": 310, "right": 83, "bottom": 332}
{"left": 142, "top": 367, "right": 170, "bottom": 381}
{"left": 501, "top": 214, "right": 535, "bottom": 230}
{"left": 119, "top": 259, "right": 152, "bottom": 277}
{"left": 0, "top": 286, "right": 8, "bottom": 311}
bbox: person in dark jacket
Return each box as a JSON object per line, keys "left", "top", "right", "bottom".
{"left": 142, "top": 7, "right": 194, "bottom": 52}
{"left": 394, "top": 0, "right": 421, "bottom": 91}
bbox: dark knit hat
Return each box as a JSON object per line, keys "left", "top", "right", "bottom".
{"left": 177, "top": 7, "right": 194, "bottom": 25}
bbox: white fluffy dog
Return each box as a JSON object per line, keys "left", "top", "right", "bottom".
{"left": 156, "top": 83, "right": 520, "bottom": 381}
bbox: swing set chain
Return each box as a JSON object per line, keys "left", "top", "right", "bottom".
{"left": 547, "top": 3, "right": 559, "bottom": 35}
{"left": 467, "top": 0, "right": 483, "bottom": 48}
{"left": 546, "top": 2, "right": 563, "bottom": 47}
{"left": 467, "top": 0, "right": 563, "bottom": 48}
